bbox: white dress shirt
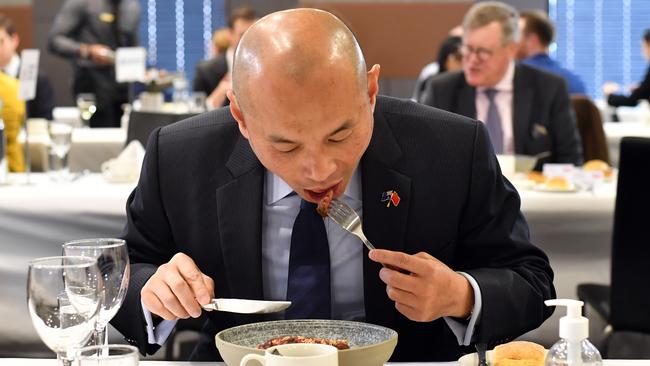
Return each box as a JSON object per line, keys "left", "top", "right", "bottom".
{"left": 3, "top": 54, "right": 20, "bottom": 78}
{"left": 143, "top": 169, "right": 482, "bottom": 346}
{"left": 476, "top": 62, "right": 515, "bottom": 154}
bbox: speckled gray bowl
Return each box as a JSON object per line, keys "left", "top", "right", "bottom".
{"left": 215, "top": 319, "right": 398, "bottom": 366}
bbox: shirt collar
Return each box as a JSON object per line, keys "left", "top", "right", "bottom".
{"left": 265, "top": 168, "right": 362, "bottom": 205}
{"left": 4, "top": 54, "right": 20, "bottom": 78}
{"left": 477, "top": 61, "right": 515, "bottom": 93}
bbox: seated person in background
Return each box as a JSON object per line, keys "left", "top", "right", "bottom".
{"left": 412, "top": 25, "right": 463, "bottom": 101}
{"left": 193, "top": 6, "right": 257, "bottom": 110}
{"left": 0, "top": 71, "right": 26, "bottom": 172}
{"left": 604, "top": 29, "right": 650, "bottom": 107}
{"left": 0, "top": 13, "right": 55, "bottom": 120}
{"left": 421, "top": 2, "right": 582, "bottom": 169}
{"left": 211, "top": 27, "right": 231, "bottom": 58}
{"left": 412, "top": 35, "right": 462, "bottom": 103}
{"left": 516, "top": 10, "right": 587, "bottom": 96}
{"left": 111, "top": 7, "right": 555, "bottom": 362}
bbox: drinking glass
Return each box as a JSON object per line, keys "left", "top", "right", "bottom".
{"left": 62, "top": 238, "right": 130, "bottom": 347}
{"left": 77, "top": 93, "right": 97, "bottom": 127}
{"left": 48, "top": 122, "right": 73, "bottom": 182}
{"left": 27, "top": 256, "right": 102, "bottom": 366}
{"left": 76, "top": 344, "right": 139, "bottom": 366}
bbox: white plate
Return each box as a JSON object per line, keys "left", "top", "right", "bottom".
{"left": 458, "top": 350, "right": 494, "bottom": 366}
{"left": 533, "top": 183, "right": 578, "bottom": 193}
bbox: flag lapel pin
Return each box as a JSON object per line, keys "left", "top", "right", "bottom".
{"left": 381, "top": 190, "right": 401, "bottom": 207}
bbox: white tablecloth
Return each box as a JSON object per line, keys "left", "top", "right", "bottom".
{"left": 0, "top": 359, "right": 645, "bottom": 366}
{"left": 0, "top": 174, "right": 618, "bottom": 355}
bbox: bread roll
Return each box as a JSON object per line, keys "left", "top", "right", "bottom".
{"left": 545, "top": 176, "right": 570, "bottom": 190}
{"left": 583, "top": 159, "right": 609, "bottom": 171}
{"left": 493, "top": 341, "right": 545, "bottom": 366}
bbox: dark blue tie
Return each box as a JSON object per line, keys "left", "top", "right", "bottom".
{"left": 285, "top": 199, "right": 331, "bottom": 319}
{"left": 484, "top": 88, "right": 504, "bottom": 154}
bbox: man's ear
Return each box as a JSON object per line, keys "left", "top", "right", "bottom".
{"left": 228, "top": 90, "right": 250, "bottom": 139}
{"left": 367, "top": 64, "right": 381, "bottom": 112}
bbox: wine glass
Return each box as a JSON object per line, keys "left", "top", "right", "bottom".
{"left": 76, "top": 93, "right": 97, "bottom": 127}
{"left": 27, "top": 256, "right": 102, "bottom": 366}
{"left": 62, "top": 238, "right": 130, "bottom": 347}
{"left": 47, "top": 122, "right": 73, "bottom": 182}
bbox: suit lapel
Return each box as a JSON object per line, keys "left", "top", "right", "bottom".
{"left": 513, "top": 65, "right": 534, "bottom": 154}
{"left": 216, "top": 136, "right": 265, "bottom": 301}
{"left": 361, "top": 108, "right": 411, "bottom": 326}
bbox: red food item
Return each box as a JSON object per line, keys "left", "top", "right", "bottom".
{"left": 257, "top": 335, "right": 350, "bottom": 350}
{"left": 315, "top": 190, "right": 334, "bottom": 217}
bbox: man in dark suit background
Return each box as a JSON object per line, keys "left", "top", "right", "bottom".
{"left": 421, "top": 2, "right": 582, "bottom": 169}
{"left": 0, "top": 14, "right": 55, "bottom": 120}
{"left": 112, "top": 8, "right": 555, "bottom": 362}
{"left": 192, "top": 6, "right": 257, "bottom": 110}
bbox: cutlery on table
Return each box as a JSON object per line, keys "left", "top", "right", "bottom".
{"left": 201, "top": 299, "right": 291, "bottom": 314}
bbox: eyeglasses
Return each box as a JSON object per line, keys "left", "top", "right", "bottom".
{"left": 460, "top": 44, "right": 495, "bottom": 62}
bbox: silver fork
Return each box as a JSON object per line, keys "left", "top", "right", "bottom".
{"left": 327, "top": 199, "right": 376, "bottom": 251}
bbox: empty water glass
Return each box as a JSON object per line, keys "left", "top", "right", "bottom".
{"left": 48, "top": 122, "right": 73, "bottom": 182}
{"left": 62, "top": 239, "right": 130, "bottom": 347}
{"left": 77, "top": 93, "right": 97, "bottom": 127}
{"left": 27, "top": 256, "right": 102, "bottom": 366}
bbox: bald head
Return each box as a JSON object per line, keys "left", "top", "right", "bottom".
{"left": 232, "top": 8, "right": 367, "bottom": 115}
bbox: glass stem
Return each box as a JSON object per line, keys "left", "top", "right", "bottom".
{"left": 94, "top": 324, "right": 107, "bottom": 347}
{"left": 58, "top": 354, "right": 73, "bottom": 366}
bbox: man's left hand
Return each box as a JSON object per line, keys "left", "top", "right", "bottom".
{"left": 369, "top": 249, "right": 473, "bottom": 322}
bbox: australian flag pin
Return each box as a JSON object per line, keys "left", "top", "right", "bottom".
{"left": 381, "top": 190, "right": 401, "bottom": 207}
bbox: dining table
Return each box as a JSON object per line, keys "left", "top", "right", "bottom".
{"left": 0, "top": 359, "right": 647, "bottom": 366}
{"left": 0, "top": 173, "right": 618, "bottom": 355}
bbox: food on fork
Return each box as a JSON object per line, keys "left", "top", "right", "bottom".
{"left": 493, "top": 340, "right": 545, "bottom": 366}
{"left": 316, "top": 190, "right": 334, "bottom": 217}
{"left": 544, "top": 176, "right": 571, "bottom": 190}
{"left": 258, "top": 335, "right": 350, "bottom": 350}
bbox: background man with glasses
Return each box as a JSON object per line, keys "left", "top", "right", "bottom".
{"left": 421, "top": 1, "right": 582, "bottom": 170}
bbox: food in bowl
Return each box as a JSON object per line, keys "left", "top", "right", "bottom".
{"left": 493, "top": 341, "right": 545, "bottom": 366}
{"left": 216, "top": 319, "right": 397, "bottom": 366}
{"left": 258, "top": 335, "right": 350, "bottom": 350}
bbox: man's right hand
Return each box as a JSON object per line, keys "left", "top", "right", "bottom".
{"left": 141, "top": 253, "right": 215, "bottom": 320}
{"left": 86, "top": 44, "right": 115, "bottom": 65}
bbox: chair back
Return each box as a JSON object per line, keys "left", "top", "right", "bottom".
{"left": 571, "top": 96, "right": 610, "bottom": 164}
{"left": 610, "top": 137, "right": 650, "bottom": 332}
{"left": 126, "top": 110, "right": 197, "bottom": 146}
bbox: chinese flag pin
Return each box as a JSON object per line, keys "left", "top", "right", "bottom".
{"left": 381, "top": 190, "right": 401, "bottom": 207}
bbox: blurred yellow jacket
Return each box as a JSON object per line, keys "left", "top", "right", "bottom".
{"left": 0, "top": 72, "right": 26, "bottom": 172}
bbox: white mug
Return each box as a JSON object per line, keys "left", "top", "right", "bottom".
{"left": 240, "top": 343, "right": 338, "bottom": 366}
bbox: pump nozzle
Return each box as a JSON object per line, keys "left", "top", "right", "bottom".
{"left": 545, "top": 299, "right": 588, "bottom": 341}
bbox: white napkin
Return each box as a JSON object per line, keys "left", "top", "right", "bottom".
{"left": 101, "top": 140, "right": 145, "bottom": 183}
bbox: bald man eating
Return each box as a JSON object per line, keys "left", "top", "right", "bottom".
{"left": 111, "top": 8, "right": 554, "bottom": 362}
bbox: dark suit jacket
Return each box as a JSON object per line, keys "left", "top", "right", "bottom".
{"left": 421, "top": 63, "right": 583, "bottom": 169}
{"left": 608, "top": 65, "right": 650, "bottom": 107}
{"left": 192, "top": 55, "right": 229, "bottom": 107}
{"left": 111, "top": 96, "right": 555, "bottom": 361}
{"left": 27, "top": 73, "right": 55, "bottom": 120}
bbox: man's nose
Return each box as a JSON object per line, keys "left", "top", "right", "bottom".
{"left": 303, "top": 151, "right": 336, "bottom": 183}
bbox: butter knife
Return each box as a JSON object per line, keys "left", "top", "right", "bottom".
{"left": 201, "top": 299, "right": 291, "bottom": 314}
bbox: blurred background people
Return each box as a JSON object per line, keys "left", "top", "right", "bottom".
{"left": 421, "top": 1, "right": 582, "bottom": 169}
{"left": 412, "top": 35, "right": 462, "bottom": 103}
{"left": 193, "top": 6, "right": 257, "bottom": 110}
{"left": 412, "top": 25, "right": 463, "bottom": 101}
{"left": 604, "top": 29, "right": 650, "bottom": 107}
{"left": 0, "top": 71, "right": 26, "bottom": 172}
{"left": 516, "top": 10, "right": 586, "bottom": 95}
{"left": 0, "top": 14, "right": 54, "bottom": 120}
{"left": 211, "top": 27, "right": 231, "bottom": 58}
{"left": 48, "top": 0, "right": 140, "bottom": 128}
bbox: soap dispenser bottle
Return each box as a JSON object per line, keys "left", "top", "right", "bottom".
{"left": 544, "top": 299, "right": 602, "bottom": 366}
